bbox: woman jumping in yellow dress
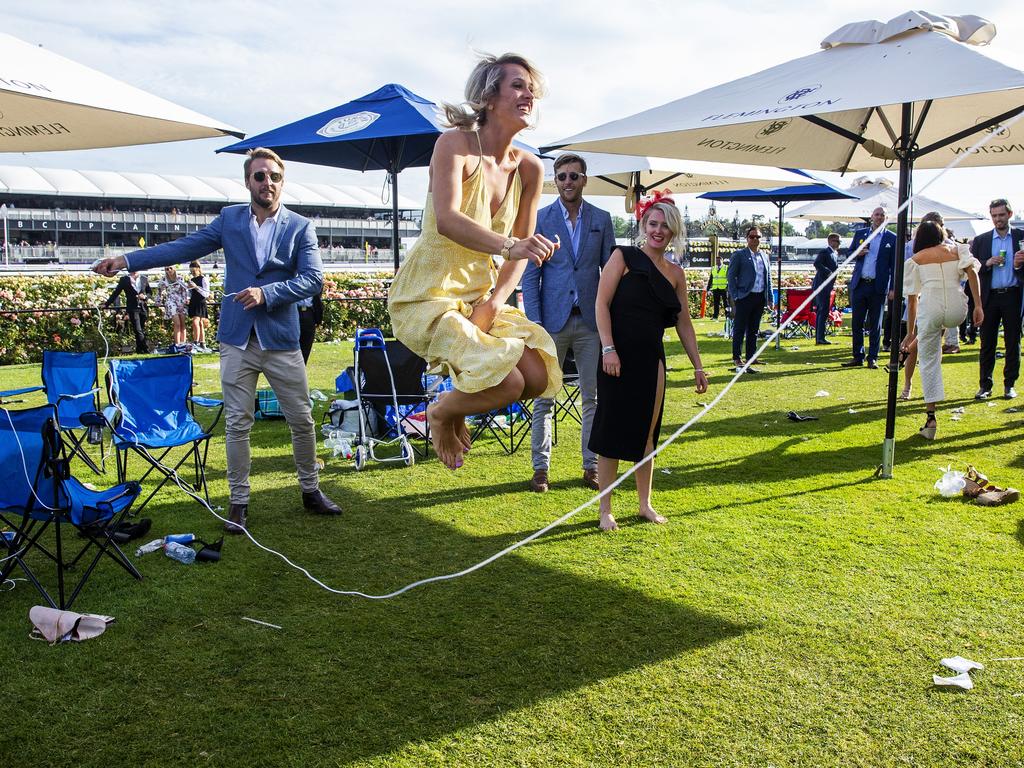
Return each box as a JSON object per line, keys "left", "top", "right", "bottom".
{"left": 388, "top": 53, "right": 561, "bottom": 470}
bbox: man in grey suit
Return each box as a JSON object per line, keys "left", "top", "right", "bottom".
{"left": 94, "top": 148, "right": 342, "bottom": 533}
{"left": 727, "top": 227, "right": 774, "bottom": 372}
{"left": 522, "top": 153, "right": 614, "bottom": 492}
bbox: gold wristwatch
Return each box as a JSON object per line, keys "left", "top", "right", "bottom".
{"left": 500, "top": 237, "right": 518, "bottom": 259}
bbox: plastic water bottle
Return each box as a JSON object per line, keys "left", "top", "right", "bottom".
{"left": 135, "top": 538, "right": 165, "bottom": 557}
{"left": 164, "top": 541, "right": 196, "bottom": 564}
{"left": 165, "top": 533, "right": 196, "bottom": 545}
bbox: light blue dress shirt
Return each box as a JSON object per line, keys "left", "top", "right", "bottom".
{"left": 990, "top": 231, "right": 1017, "bottom": 289}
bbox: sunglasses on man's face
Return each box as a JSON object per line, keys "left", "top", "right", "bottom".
{"left": 252, "top": 170, "right": 283, "bottom": 183}
{"left": 556, "top": 171, "right": 584, "bottom": 182}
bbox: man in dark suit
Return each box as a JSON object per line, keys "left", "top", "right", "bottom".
{"left": 297, "top": 291, "right": 323, "bottom": 365}
{"left": 522, "top": 152, "right": 615, "bottom": 493}
{"left": 972, "top": 198, "right": 1024, "bottom": 399}
{"left": 104, "top": 270, "right": 151, "bottom": 354}
{"left": 812, "top": 233, "right": 840, "bottom": 345}
{"left": 726, "top": 226, "right": 774, "bottom": 372}
{"left": 842, "top": 206, "right": 897, "bottom": 368}
{"left": 93, "top": 147, "right": 342, "bottom": 531}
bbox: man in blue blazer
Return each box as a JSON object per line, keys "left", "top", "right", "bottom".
{"left": 727, "top": 226, "right": 774, "bottom": 371}
{"left": 522, "top": 153, "right": 614, "bottom": 493}
{"left": 843, "top": 207, "right": 897, "bottom": 368}
{"left": 94, "top": 148, "right": 342, "bottom": 531}
{"left": 971, "top": 198, "right": 1024, "bottom": 399}
{"left": 812, "top": 233, "right": 840, "bottom": 344}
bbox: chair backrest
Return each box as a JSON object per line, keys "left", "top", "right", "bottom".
{"left": 108, "top": 355, "right": 194, "bottom": 439}
{"left": 41, "top": 350, "right": 99, "bottom": 429}
{"left": 0, "top": 403, "right": 64, "bottom": 514}
{"left": 358, "top": 339, "right": 427, "bottom": 405}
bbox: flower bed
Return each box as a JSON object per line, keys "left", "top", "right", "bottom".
{"left": 0, "top": 272, "right": 394, "bottom": 364}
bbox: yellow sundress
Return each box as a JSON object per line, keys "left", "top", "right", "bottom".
{"left": 387, "top": 135, "right": 561, "bottom": 398}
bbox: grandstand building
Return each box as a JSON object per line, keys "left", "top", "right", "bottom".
{"left": 0, "top": 165, "right": 422, "bottom": 266}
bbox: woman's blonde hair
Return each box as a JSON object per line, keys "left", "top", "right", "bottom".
{"left": 637, "top": 201, "right": 687, "bottom": 253}
{"left": 442, "top": 52, "right": 545, "bottom": 130}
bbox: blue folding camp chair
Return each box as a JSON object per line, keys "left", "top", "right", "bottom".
{"left": 0, "top": 403, "right": 142, "bottom": 609}
{"left": 106, "top": 355, "right": 223, "bottom": 513}
{"left": 0, "top": 351, "right": 105, "bottom": 473}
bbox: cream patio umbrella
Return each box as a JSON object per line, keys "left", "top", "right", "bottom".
{"left": 545, "top": 10, "right": 1024, "bottom": 477}
{"left": 0, "top": 32, "right": 243, "bottom": 151}
{"left": 788, "top": 176, "right": 983, "bottom": 222}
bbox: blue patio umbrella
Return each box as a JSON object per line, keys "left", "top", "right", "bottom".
{"left": 700, "top": 171, "right": 856, "bottom": 348}
{"left": 218, "top": 83, "right": 446, "bottom": 273}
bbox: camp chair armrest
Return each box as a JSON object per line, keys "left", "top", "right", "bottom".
{"left": 189, "top": 396, "right": 223, "bottom": 409}
{"left": 0, "top": 385, "right": 44, "bottom": 399}
{"left": 188, "top": 396, "right": 224, "bottom": 434}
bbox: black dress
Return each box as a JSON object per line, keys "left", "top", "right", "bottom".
{"left": 187, "top": 274, "right": 208, "bottom": 319}
{"left": 589, "top": 247, "right": 681, "bottom": 462}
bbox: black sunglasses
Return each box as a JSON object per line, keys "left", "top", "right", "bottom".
{"left": 252, "top": 170, "right": 283, "bottom": 183}
{"left": 556, "top": 171, "right": 584, "bottom": 182}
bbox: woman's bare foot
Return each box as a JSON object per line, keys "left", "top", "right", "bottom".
{"left": 638, "top": 506, "right": 667, "bottom": 525}
{"left": 426, "top": 401, "right": 463, "bottom": 470}
{"left": 456, "top": 418, "right": 472, "bottom": 453}
{"left": 599, "top": 511, "right": 618, "bottom": 531}
{"left": 435, "top": 391, "right": 471, "bottom": 453}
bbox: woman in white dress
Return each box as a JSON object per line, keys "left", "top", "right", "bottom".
{"left": 902, "top": 221, "right": 984, "bottom": 438}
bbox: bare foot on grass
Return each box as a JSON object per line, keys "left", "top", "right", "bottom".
{"left": 599, "top": 511, "right": 618, "bottom": 531}
{"left": 638, "top": 506, "right": 667, "bottom": 525}
{"left": 427, "top": 402, "right": 463, "bottom": 470}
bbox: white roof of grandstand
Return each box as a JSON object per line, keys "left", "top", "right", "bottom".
{"left": 0, "top": 165, "right": 420, "bottom": 209}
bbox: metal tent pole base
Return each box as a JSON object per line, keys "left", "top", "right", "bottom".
{"left": 879, "top": 438, "right": 895, "bottom": 479}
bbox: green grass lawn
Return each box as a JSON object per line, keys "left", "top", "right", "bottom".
{"left": 2, "top": 320, "right": 1023, "bottom": 767}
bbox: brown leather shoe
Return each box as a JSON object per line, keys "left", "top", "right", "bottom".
{"left": 224, "top": 503, "right": 247, "bottom": 535}
{"left": 302, "top": 489, "right": 342, "bottom": 516}
{"left": 582, "top": 468, "right": 600, "bottom": 491}
{"left": 529, "top": 469, "right": 549, "bottom": 493}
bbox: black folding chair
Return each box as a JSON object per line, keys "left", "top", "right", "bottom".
{"left": 552, "top": 349, "right": 582, "bottom": 448}
{"left": 353, "top": 330, "right": 431, "bottom": 463}
{"left": 0, "top": 403, "right": 142, "bottom": 609}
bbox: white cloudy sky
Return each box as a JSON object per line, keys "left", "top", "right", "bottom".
{"left": 6, "top": 1, "right": 1024, "bottom": 229}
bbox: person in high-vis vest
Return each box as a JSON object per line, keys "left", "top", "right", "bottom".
{"left": 706, "top": 254, "right": 729, "bottom": 319}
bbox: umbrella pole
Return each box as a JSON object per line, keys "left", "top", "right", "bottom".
{"left": 391, "top": 169, "right": 400, "bottom": 274}
{"left": 880, "top": 103, "right": 914, "bottom": 478}
{"left": 776, "top": 201, "right": 784, "bottom": 350}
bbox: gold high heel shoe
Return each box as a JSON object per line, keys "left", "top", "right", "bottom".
{"left": 900, "top": 382, "right": 912, "bottom": 400}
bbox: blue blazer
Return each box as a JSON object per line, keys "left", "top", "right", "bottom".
{"left": 970, "top": 227, "right": 1024, "bottom": 310}
{"left": 522, "top": 199, "right": 615, "bottom": 333}
{"left": 125, "top": 204, "right": 322, "bottom": 350}
{"left": 726, "top": 247, "right": 773, "bottom": 303}
{"left": 812, "top": 247, "right": 838, "bottom": 290}
{"left": 848, "top": 227, "right": 897, "bottom": 295}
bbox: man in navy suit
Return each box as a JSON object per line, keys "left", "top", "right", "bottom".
{"left": 812, "top": 233, "right": 840, "bottom": 345}
{"left": 94, "top": 148, "right": 342, "bottom": 532}
{"left": 842, "top": 206, "right": 897, "bottom": 368}
{"left": 522, "top": 153, "right": 614, "bottom": 493}
{"left": 972, "top": 198, "right": 1024, "bottom": 399}
{"left": 727, "top": 226, "right": 774, "bottom": 372}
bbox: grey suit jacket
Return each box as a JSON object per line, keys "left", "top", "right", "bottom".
{"left": 522, "top": 199, "right": 615, "bottom": 333}
{"left": 726, "top": 247, "right": 773, "bottom": 303}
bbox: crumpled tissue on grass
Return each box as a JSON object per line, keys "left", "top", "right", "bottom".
{"left": 933, "top": 656, "right": 985, "bottom": 689}
{"left": 934, "top": 466, "right": 966, "bottom": 497}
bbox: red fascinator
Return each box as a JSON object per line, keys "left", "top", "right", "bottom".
{"left": 634, "top": 189, "right": 676, "bottom": 221}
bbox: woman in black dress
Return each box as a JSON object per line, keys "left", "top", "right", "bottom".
{"left": 589, "top": 194, "right": 708, "bottom": 531}
{"left": 187, "top": 260, "right": 211, "bottom": 351}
